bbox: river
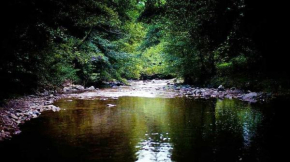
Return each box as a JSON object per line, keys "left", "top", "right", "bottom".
{"left": 0, "top": 80, "right": 285, "bottom": 162}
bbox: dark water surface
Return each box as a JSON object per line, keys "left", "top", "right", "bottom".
{"left": 0, "top": 97, "right": 284, "bottom": 162}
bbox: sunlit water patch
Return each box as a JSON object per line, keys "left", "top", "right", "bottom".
{"left": 135, "top": 133, "right": 173, "bottom": 162}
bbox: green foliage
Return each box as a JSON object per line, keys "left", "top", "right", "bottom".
{"left": 138, "top": 0, "right": 271, "bottom": 87}
{"left": 0, "top": 0, "right": 288, "bottom": 98}
{"left": 1, "top": 0, "right": 144, "bottom": 97}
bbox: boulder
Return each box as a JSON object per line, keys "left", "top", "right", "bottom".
{"left": 33, "top": 110, "right": 41, "bottom": 116}
{"left": 243, "top": 92, "right": 258, "bottom": 100}
{"left": 73, "top": 85, "right": 85, "bottom": 90}
{"left": 218, "top": 85, "right": 225, "bottom": 91}
{"left": 203, "top": 92, "right": 211, "bottom": 98}
{"left": 15, "top": 109, "right": 23, "bottom": 113}
{"left": 87, "top": 86, "right": 95, "bottom": 90}
{"left": 211, "top": 94, "right": 217, "bottom": 98}
{"left": 237, "top": 95, "right": 244, "bottom": 99}
{"left": 14, "top": 130, "right": 21, "bottom": 135}
{"left": 112, "top": 86, "right": 118, "bottom": 89}
{"left": 203, "top": 90, "right": 213, "bottom": 97}
{"left": 63, "top": 87, "right": 72, "bottom": 92}
{"left": 194, "top": 89, "right": 202, "bottom": 95}
{"left": 175, "top": 87, "right": 180, "bottom": 90}
{"left": 186, "top": 91, "right": 193, "bottom": 95}
{"left": 230, "top": 87, "right": 236, "bottom": 91}
{"left": 41, "top": 91, "right": 49, "bottom": 96}
{"left": 15, "top": 113, "right": 22, "bottom": 117}
{"left": 45, "top": 100, "right": 53, "bottom": 105}
{"left": 231, "top": 89, "right": 243, "bottom": 95}
{"left": 10, "top": 114, "right": 18, "bottom": 120}
{"left": 225, "top": 94, "right": 233, "bottom": 99}
{"left": 51, "top": 106, "right": 61, "bottom": 112}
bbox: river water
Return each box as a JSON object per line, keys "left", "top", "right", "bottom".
{"left": 0, "top": 93, "right": 285, "bottom": 162}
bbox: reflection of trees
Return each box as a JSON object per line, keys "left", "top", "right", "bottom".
{"left": 167, "top": 98, "right": 217, "bottom": 161}
{"left": 51, "top": 99, "right": 137, "bottom": 161}
{"left": 51, "top": 97, "right": 263, "bottom": 162}
{"left": 166, "top": 99, "right": 263, "bottom": 161}
{"left": 118, "top": 97, "right": 174, "bottom": 162}
{"left": 215, "top": 100, "right": 263, "bottom": 148}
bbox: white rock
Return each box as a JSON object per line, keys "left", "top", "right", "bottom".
{"left": 10, "top": 114, "right": 18, "bottom": 120}
{"left": 243, "top": 92, "right": 258, "bottom": 100}
{"left": 87, "top": 86, "right": 95, "bottom": 90}
{"left": 73, "top": 85, "right": 85, "bottom": 90}
{"left": 107, "top": 104, "right": 116, "bottom": 107}
{"left": 63, "top": 87, "right": 71, "bottom": 92}
{"left": 44, "top": 101, "right": 53, "bottom": 105}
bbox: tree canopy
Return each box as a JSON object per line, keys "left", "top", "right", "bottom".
{"left": 0, "top": 0, "right": 288, "bottom": 98}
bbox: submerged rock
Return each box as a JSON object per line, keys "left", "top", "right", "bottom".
{"left": 51, "top": 106, "right": 61, "bottom": 112}
{"left": 107, "top": 104, "right": 116, "bottom": 107}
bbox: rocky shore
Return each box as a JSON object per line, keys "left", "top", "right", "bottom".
{"left": 0, "top": 84, "right": 97, "bottom": 141}
{"left": 166, "top": 84, "right": 273, "bottom": 103}
{"left": 0, "top": 94, "right": 64, "bottom": 141}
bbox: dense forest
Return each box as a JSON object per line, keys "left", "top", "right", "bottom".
{"left": 1, "top": 0, "right": 288, "bottom": 99}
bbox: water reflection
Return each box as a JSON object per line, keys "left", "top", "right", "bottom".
{"left": 215, "top": 100, "right": 263, "bottom": 148}
{"left": 136, "top": 133, "right": 173, "bottom": 162}
{"left": 0, "top": 97, "right": 270, "bottom": 162}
